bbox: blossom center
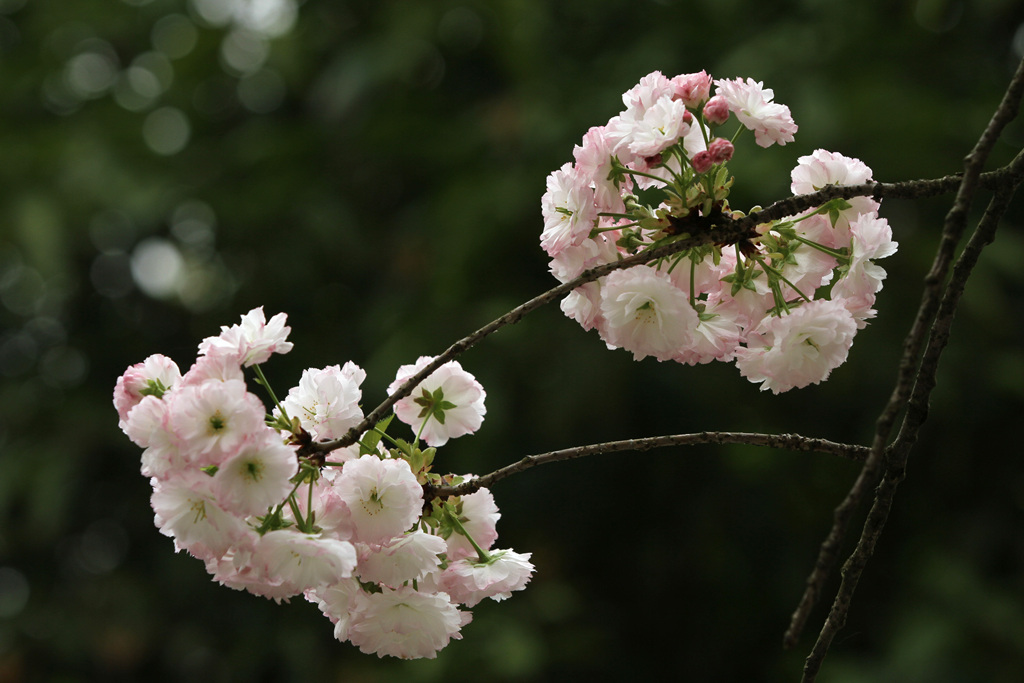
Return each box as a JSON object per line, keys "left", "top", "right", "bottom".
{"left": 208, "top": 411, "right": 226, "bottom": 434}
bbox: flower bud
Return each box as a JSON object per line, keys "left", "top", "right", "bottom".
{"left": 702, "top": 96, "right": 730, "bottom": 126}
{"left": 708, "top": 138, "right": 734, "bottom": 164}
{"left": 671, "top": 71, "right": 712, "bottom": 108}
{"left": 690, "top": 150, "right": 714, "bottom": 174}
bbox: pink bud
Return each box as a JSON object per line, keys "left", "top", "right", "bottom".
{"left": 690, "top": 150, "right": 714, "bottom": 174}
{"left": 672, "top": 71, "right": 712, "bottom": 108}
{"left": 708, "top": 138, "right": 734, "bottom": 164}
{"left": 682, "top": 108, "right": 694, "bottom": 125}
{"left": 703, "top": 96, "right": 730, "bottom": 126}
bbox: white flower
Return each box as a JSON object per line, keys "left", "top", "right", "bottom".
{"left": 198, "top": 306, "right": 293, "bottom": 367}
{"left": 714, "top": 77, "right": 797, "bottom": 147}
{"left": 126, "top": 396, "right": 187, "bottom": 479}
{"left": 735, "top": 299, "right": 858, "bottom": 393}
{"left": 540, "top": 162, "right": 599, "bottom": 257}
{"left": 439, "top": 549, "right": 535, "bottom": 607}
{"left": 308, "top": 578, "right": 362, "bottom": 641}
{"left": 831, "top": 214, "right": 898, "bottom": 326}
{"left": 573, "top": 126, "right": 628, "bottom": 213}
{"left": 169, "top": 379, "right": 267, "bottom": 465}
{"left": 212, "top": 429, "right": 299, "bottom": 517}
{"left": 279, "top": 362, "right": 366, "bottom": 440}
{"left": 151, "top": 475, "right": 254, "bottom": 560}
{"left": 346, "top": 586, "right": 465, "bottom": 659}
{"left": 254, "top": 529, "right": 357, "bottom": 595}
{"left": 597, "top": 265, "right": 699, "bottom": 361}
{"left": 356, "top": 531, "right": 446, "bottom": 587}
{"left": 114, "top": 354, "right": 182, "bottom": 429}
{"left": 388, "top": 357, "right": 486, "bottom": 447}
{"left": 335, "top": 455, "right": 423, "bottom": 544}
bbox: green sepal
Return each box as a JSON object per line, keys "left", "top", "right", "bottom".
{"left": 413, "top": 387, "right": 457, "bottom": 426}
{"left": 139, "top": 378, "right": 169, "bottom": 400}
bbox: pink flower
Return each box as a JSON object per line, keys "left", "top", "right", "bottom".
{"left": 334, "top": 455, "right": 423, "bottom": 544}
{"left": 198, "top": 306, "right": 293, "bottom": 367}
{"left": 606, "top": 71, "right": 689, "bottom": 165}
{"left": 690, "top": 150, "right": 714, "bottom": 174}
{"left": 253, "top": 529, "right": 357, "bottom": 595}
{"left": 356, "top": 531, "right": 446, "bottom": 587}
{"left": 702, "top": 95, "right": 730, "bottom": 126}
{"left": 346, "top": 586, "right": 465, "bottom": 659}
{"left": 540, "top": 162, "right": 598, "bottom": 257}
{"left": 714, "top": 77, "right": 797, "bottom": 147}
{"left": 279, "top": 362, "right": 367, "bottom": 441}
{"left": 114, "top": 354, "right": 182, "bottom": 429}
{"left": 168, "top": 379, "right": 267, "bottom": 465}
{"left": 308, "top": 578, "right": 362, "bottom": 641}
{"left": 831, "top": 214, "right": 898, "bottom": 325}
{"left": 620, "top": 70, "right": 675, "bottom": 112}
{"left": 597, "top": 265, "right": 699, "bottom": 362}
{"left": 559, "top": 282, "right": 604, "bottom": 332}
{"left": 179, "top": 350, "right": 245, "bottom": 387}
{"left": 735, "top": 299, "right": 858, "bottom": 393}
{"left": 789, "top": 151, "right": 880, "bottom": 249}
{"left": 212, "top": 429, "right": 299, "bottom": 517}
{"left": 708, "top": 137, "right": 734, "bottom": 164}
{"left": 671, "top": 70, "right": 712, "bottom": 108}
{"left": 790, "top": 149, "right": 873, "bottom": 194}
{"left": 548, "top": 231, "right": 620, "bottom": 285}
{"left": 574, "top": 126, "right": 629, "bottom": 213}
{"left": 388, "top": 357, "right": 486, "bottom": 447}
{"left": 621, "top": 96, "right": 691, "bottom": 158}
{"left": 151, "top": 475, "right": 255, "bottom": 560}
{"left": 439, "top": 550, "right": 534, "bottom": 607}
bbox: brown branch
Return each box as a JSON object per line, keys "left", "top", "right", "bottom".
{"left": 796, "top": 56, "right": 1024, "bottom": 682}
{"left": 424, "top": 432, "right": 869, "bottom": 500}
{"left": 299, "top": 164, "right": 1020, "bottom": 463}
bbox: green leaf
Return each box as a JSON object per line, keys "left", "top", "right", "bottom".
{"left": 359, "top": 414, "right": 393, "bottom": 455}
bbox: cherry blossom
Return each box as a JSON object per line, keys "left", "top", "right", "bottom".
{"left": 346, "top": 586, "right": 466, "bottom": 659}
{"left": 388, "top": 356, "right": 486, "bottom": 447}
{"left": 279, "top": 362, "right": 366, "bottom": 440}
{"left": 735, "top": 299, "right": 859, "bottom": 393}
{"left": 334, "top": 455, "right": 423, "bottom": 544}
{"left": 198, "top": 306, "right": 293, "bottom": 367}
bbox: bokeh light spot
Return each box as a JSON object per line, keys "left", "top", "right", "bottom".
{"left": 0, "top": 568, "right": 29, "bottom": 619}
{"left": 142, "top": 106, "right": 190, "bottom": 155}
{"left": 152, "top": 13, "right": 198, "bottom": 59}
{"left": 131, "top": 237, "right": 185, "bottom": 298}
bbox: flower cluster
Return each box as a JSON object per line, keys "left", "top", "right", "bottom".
{"left": 542, "top": 70, "right": 897, "bottom": 392}
{"left": 114, "top": 308, "right": 532, "bottom": 659}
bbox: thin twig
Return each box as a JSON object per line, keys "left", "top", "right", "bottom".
{"left": 300, "top": 166, "right": 1019, "bottom": 462}
{"left": 424, "top": 432, "right": 869, "bottom": 500}
{"left": 797, "top": 56, "right": 1024, "bottom": 682}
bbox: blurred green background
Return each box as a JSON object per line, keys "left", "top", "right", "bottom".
{"left": 2, "top": 0, "right": 1024, "bottom": 681}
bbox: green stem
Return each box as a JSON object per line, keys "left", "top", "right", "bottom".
{"left": 287, "top": 493, "right": 308, "bottom": 533}
{"left": 753, "top": 255, "right": 813, "bottom": 305}
{"left": 628, "top": 168, "right": 672, "bottom": 185}
{"left": 792, "top": 235, "right": 849, "bottom": 260}
{"left": 252, "top": 364, "right": 290, "bottom": 424}
{"left": 448, "top": 511, "right": 491, "bottom": 563}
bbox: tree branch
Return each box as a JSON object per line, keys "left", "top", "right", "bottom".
{"left": 299, "top": 151, "right": 1023, "bottom": 463}
{"left": 796, "top": 56, "right": 1024, "bottom": 682}
{"left": 424, "top": 432, "right": 869, "bottom": 500}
